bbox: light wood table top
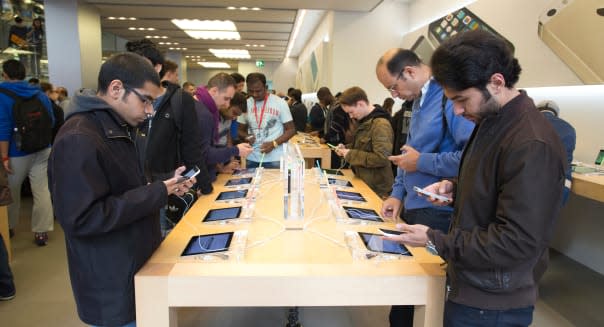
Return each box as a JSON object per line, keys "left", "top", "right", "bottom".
{"left": 289, "top": 133, "right": 332, "bottom": 169}
{"left": 571, "top": 173, "right": 604, "bottom": 202}
{"left": 135, "top": 169, "right": 445, "bottom": 327}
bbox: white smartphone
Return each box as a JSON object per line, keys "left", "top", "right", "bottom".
{"left": 538, "top": 0, "right": 604, "bottom": 83}
{"left": 379, "top": 228, "right": 403, "bottom": 237}
{"left": 177, "top": 166, "right": 200, "bottom": 183}
{"left": 413, "top": 186, "right": 451, "bottom": 203}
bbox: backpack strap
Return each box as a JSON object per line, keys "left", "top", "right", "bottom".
{"left": 436, "top": 93, "right": 451, "bottom": 152}
{"left": 0, "top": 87, "right": 20, "bottom": 101}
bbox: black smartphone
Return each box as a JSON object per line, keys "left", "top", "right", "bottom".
{"left": 202, "top": 207, "right": 242, "bottom": 222}
{"left": 177, "top": 165, "right": 200, "bottom": 183}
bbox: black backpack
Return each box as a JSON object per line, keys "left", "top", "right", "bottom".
{"left": 0, "top": 88, "right": 53, "bottom": 153}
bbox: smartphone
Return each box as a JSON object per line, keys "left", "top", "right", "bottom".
{"left": 177, "top": 166, "right": 200, "bottom": 183}
{"left": 538, "top": 0, "right": 603, "bottom": 83}
{"left": 379, "top": 228, "right": 403, "bottom": 237}
{"left": 413, "top": 186, "right": 451, "bottom": 203}
{"left": 595, "top": 149, "right": 604, "bottom": 166}
{"left": 428, "top": 7, "right": 515, "bottom": 53}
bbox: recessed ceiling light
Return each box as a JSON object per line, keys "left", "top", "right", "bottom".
{"left": 108, "top": 17, "right": 116, "bottom": 20}
{"left": 128, "top": 27, "right": 136, "bottom": 30}
{"left": 199, "top": 62, "right": 231, "bottom": 69}
{"left": 252, "top": 44, "right": 258, "bottom": 47}
{"left": 240, "top": 7, "right": 248, "bottom": 10}
{"left": 227, "top": 6, "right": 236, "bottom": 10}
{"left": 252, "top": 7, "right": 261, "bottom": 11}
{"left": 259, "top": 44, "right": 265, "bottom": 47}
{"left": 118, "top": 17, "right": 127, "bottom": 20}
{"left": 209, "top": 49, "right": 250, "bottom": 59}
{"left": 172, "top": 19, "right": 240, "bottom": 40}
{"left": 128, "top": 17, "right": 136, "bottom": 21}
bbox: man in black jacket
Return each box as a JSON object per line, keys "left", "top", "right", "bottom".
{"left": 48, "top": 53, "right": 196, "bottom": 327}
{"left": 385, "top": 30, "right": 567, "bottom": 327}
{"left": 287, "top": 88, "right": 308, "bottom": 132}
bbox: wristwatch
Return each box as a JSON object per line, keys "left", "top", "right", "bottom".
{"left": 426, "top": 240, "right": 438, "bottom": 256}
{"left": 272, "top": 140, "right": 279, "bottom": 148}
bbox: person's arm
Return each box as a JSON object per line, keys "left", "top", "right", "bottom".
{"left": 431, "top": 141, "right": 565, "bottom": 269}
{"left": 416, "top": 102, "right": 475, "bottom": 177}
{"left": 345, "top": 118, "right": 392, "bottom": 168}
{"left": 49, "top": 133, "right": 168, "bottom": 237}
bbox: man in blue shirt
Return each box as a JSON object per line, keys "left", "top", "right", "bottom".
{"left": 375, "top": 48, "right": 475, "bottom": 327}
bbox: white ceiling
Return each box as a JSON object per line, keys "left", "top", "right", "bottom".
{"left": 83, "top": 0, "right": 386, "bottom": 69}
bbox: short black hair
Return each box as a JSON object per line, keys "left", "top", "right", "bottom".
{"left": 431, "top": 30, "right": 521, "bottom": 91}
{"left": 230, "top": 92, "right": 248, "bottom": 113}
{"left": 230, "top": 72, "right": 245, "bottom": 84}
{"left": 160, "top": 59, "right": 178, "bottom": 77}
{"left": 339, "top": 86, "right": 369, "bottom": 106}
{"left": 207, "top": 72, "right": 236, "bottom": 91}
{"left": 379, "top": 49, "right": 422, "bottom": 76}
{"left": 288, "top": 88, "right": 302, "bottom": 102}
{"left": 97, "top": 52, "right": 160, "bottom": 95}
{"left": 2, "top": 59, "right": 26, "bottom": 80}
{"left": 246, "top": 72, "right": 266, "bottom": 86}
{"left": 182, "top": 81, "right": 195, "bottom": 89}
{"left": 14, "top": 17, "right": 23, "bottom": 24}
{"left": 125, "top": 39, "right": 165, "bottom": 69}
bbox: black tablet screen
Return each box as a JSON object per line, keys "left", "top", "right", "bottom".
{"left": 203, "top": 207, "right": 242, "bottom": 222}
{"left": 343, "top": 206, "right": 383, "bottom": 222}
{"left": 233, "top": 168, "right": 256, "bottom": 176}
{"left": 225, "top": 178, "right": 253, "bottom": 186}
{"left": 216, "top": 190, "right": 248, "bottom": 201}
{"left": 328, "top": 178, "right": 352, "bottom": 187}
{"left": 336, "top": 190, "right": 366, "bottom": 202}
{"left": 181, "top": 232, "right": 234, "bottom": 256}
{"left": 358, "top": 232, "right": 411, "bottom": 256}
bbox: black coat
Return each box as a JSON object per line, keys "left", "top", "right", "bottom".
{"left": 289, "top": 101, "right": 308, "bottom": 132}
{"left": 48, "top": 91, "right": 166, "bottom": 326}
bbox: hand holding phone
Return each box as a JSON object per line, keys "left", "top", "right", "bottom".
{"left": 177, "top": 166, "right": 200, "bottom": 183}
{"left": 379, "top": 228, "right": 403, "bottom": 237}
{"left": 413, "top": 186, "right": 452, "bottom": 203}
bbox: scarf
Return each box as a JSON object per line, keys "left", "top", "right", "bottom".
{"left": 195, "top": 86, "right": 220, "bottom": 142}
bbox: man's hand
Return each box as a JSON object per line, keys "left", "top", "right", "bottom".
{"left": 237, "top": 143, "right": 253, "bottom": 157}
{"left": 381, "top": 197, "right": 402, "bottom": 218}
{"left": 3, "top": 159, "right": 12, "bottom": 174}
{"left": 382, "top": 223, "right": 430, "bottom": 247}
{"left": 163, "top": 166, "right": 196, "bottom": 196}
{"left": 260, "top": 141, "right": 276, "bottom": 153}
{"left": 388, "top": 145, "right": 420, "bottom": 172}
{"left": 335, "top": 144, "right": 349, "bottom": 157}
{"left": 218, "top": 160, "right": 240, "bottom": 173}
{"left": 421, "top": 180, "right": 454, "bottom": 206}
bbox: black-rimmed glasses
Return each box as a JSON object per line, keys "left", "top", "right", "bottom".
{"left": 387, "top": 69, "right": 404, "bottom": 94}
{"left": 126, "top": 87, "right": 156, "bottom": 107}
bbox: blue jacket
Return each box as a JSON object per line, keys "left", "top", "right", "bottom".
{"left": 0, "top": 81, "right": 55, "bottom": 157}
{"left": 390, "top": 79, "right": 474, "bottom": 211}
{"left": 542, "top": 111, "right": 576, "bottom": 205}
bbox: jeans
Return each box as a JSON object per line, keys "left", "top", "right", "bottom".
{"left": 246, "top": 160, "right": 280, "bottom": 169}
{"left": 390, "top": 207, "right": 452, "bottom": 326}
{"left": 0, "top": 233, "right": 15, "bottom": 297}
{"left": 444, "top": 301, "right": 534, "bottom": 327}
{"left": 92, "top": 321, "right": 136, "bottom": 327}
{"left": 7, "top": 148, "right": 54, "bottom": 232}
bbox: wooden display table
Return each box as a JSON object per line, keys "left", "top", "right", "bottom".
{"left": 571, "top": 173, "right": 604, "bottom": 203}
{"left": 289, "top": 133, "right": 332, "bottom": 169}
{"left": 135, "top": 170, "right": 445, "bottom": 327}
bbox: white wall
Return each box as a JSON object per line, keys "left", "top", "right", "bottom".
{"left": 297, "top": 11, "right": 334, "bottom": 92}
{"left": 238, "top": 60, "right": 297, "bottom": 93}
{"left": 331, "top": 0, "right": 409, "bottom": 105}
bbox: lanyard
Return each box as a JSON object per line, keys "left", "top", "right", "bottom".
{"left": 253, "top": 94, "right": 269, "bottom": 128}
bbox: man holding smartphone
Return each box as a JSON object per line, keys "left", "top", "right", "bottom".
{"left": 386, "top": 30, "right": 566, "bottom": 326}
{"left": 48, "top": 53, "right": 196, "bottom": 327}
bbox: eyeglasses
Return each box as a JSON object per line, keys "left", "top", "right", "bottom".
{"left": 126, "top": 87, "right": 156, "bottom": 107}
{"left": 387, "top": 68, "right": 405, "bottom": 94}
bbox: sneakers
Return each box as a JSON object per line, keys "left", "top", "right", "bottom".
{"left": 0, "top": 290, "right": 15, "bottom": 301}
{"left": 34, "top": 232, "right": 48, "bottom": 246}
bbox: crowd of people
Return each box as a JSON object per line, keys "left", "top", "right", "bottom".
{"left": 0, "top": 29, "right": 578, "bottom": 327}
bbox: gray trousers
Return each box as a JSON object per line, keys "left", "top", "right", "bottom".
{"left": 7, "top": 148, "right": 54, "bottom": 233}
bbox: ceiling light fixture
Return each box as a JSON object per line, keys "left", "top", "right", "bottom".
{"left": 286, "top": 10, "right": 306, "bottom": 58}
{"left": 209, "top": 49, "right": 250, "bottom": 59}
{"left": 171, "top": 19, "right": 240, "bottom": 40}
{"left": 227, "top": 6, "right": 236, "bottom": 10}
{"left": 251, "top": 7, "right": 261, "bottom": 11}
{"left": 199, "top": 62, "right": 231, "bottom": 69}
{"left": 240, "top": 7, "right": 248, "bottom": 10}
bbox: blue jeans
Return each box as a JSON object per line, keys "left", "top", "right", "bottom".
{"left": 246, "top": 160, "right": 280, "bottom": 169}
{"left": 92, "top": 321, "right": 135, "bottom": 327}
{"left": 444, "top": 301, "right": 534, "bottom": 327}
{"left": 404, "top": 207, "right": 452, "bottom": 233}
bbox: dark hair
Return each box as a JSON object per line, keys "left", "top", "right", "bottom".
{"left": 160, "top": 59, "right": 178, "bottom": 77}
{"left": 230, "top": 92, "right": 248, "bottom": 113}
{"left": 379, "top": 49, "right": 422, "bottom": 76}
{"left": 2, "top": 59, "right": 26, "bottom": 80}
{"left": 14, "top": 17, "right": 23, "bottom": 24}
{"left": 230, "top": 73, "right": 245, "bottom": 84}
{"left": 28, "top": 77, "right": 39, "bottom": 84}
{"left": 339, "top": 86, "right": 369, "bottom": 106}
{"left": 57, "top": 87, "right": 68, "bottom": 97}
{"left": 246, "top": 72, "right": 266, "bottom": 86}
{"left": 431, "top": 30, "right": 521, "bottom": 91}
{"left": 125, "top": 39, "right": 165, "bottom": 69}
{"left": 182, "top": 81, "right": 195, "bottom": 89}
{"left": 288, "top": 88, "right": 302, "bottom": 102}
{"left": 97, "top": 52, "right": 160, "bottom": 95}
{"left": 317, "top": 86, "right": 335, "bottom": 106}
{"left": 40, "top": 82, "right": 53, "bottom": 93}
{"left": 382, "top": 97, "right": 395, "bottom": 113}
{"left": 207, "top": 72, "right": 236, "bottom": 91}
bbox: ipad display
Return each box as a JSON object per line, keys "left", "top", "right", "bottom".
{"left": 216, "top": 190, "right": 248, "bottom": 201}
{"left": 225, "top": 177, "right": 253, "bottom": 186}
{"left": 328, "top": 178, "right": 353, "bottom": 188}
{"left": 343, "top": 206, "right": 383, "bottom": 222}
{"left": 323, "top": 169, "right": 344, "bottom": 176}
{"left": 181, "top": 232, "right": 234, "bottom": 256}
{"left": 358, "top": 232, "right": 411, "bottom": 256}
{"left": 202, "top": 207, "right": 242, "bottom": 222}
{"left": 233, "top": 168, "right": 256, "bottom": 176}
{"left": 336, "top": 190, "right": 366, "bottom": 202}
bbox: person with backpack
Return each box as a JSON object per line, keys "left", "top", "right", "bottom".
{"left": 375, "top": 48, "right": 475, "bottom": 326}
{"left": 0, "top": 59, "right": 55, "bottom": 246}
